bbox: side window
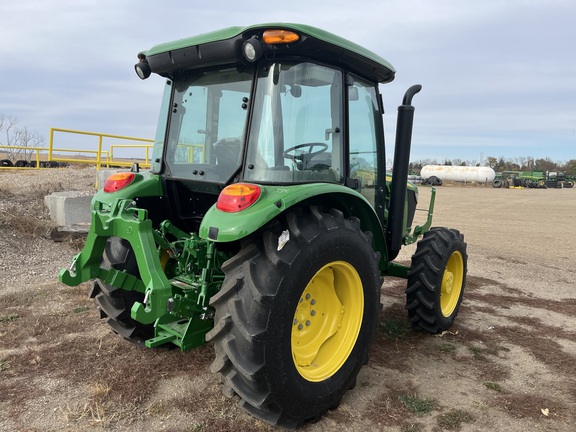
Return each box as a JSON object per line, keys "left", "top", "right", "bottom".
{"left": 348, "top": 76, "right": 380, "bottom": 206}
{"left": 245, "top": 62, "right": 343, "bottom": 183}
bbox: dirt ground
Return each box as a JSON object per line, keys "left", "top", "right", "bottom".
{"left": 0, "top": 167, "right": 575, "bottom": 432}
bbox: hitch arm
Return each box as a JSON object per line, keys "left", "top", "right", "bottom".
{"left": 60, "top": 198, "right": 172, "bottom": 325}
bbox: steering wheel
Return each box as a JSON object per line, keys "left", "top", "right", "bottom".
{"left": 283, "top": 143, "right": 329, "bottom": 162}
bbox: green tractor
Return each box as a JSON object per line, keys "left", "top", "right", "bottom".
{"left": 60, "top": 24, "right": 467, "bottom": 428}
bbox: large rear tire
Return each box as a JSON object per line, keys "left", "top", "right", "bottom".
{"left": 406, "top": 227, "right": 467, "bottom": 333}
{"left": 89, "top": 237, "right": 154, "bottom": 346}
{"left": 207, "top": 206, "right": 381, "bottom": 428}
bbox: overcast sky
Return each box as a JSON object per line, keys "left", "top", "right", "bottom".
{"left": 1, "top": 0, "right": 575, "bottom": 164}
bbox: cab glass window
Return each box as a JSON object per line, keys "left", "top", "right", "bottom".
{"left": 163, "top": 68, "right": 252, "bottom": 182}
{"left": 245, "top": 62, "right": 343, "bottom": 184}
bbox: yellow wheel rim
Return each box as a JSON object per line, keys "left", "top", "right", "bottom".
{"left": 291, "top": 261, "right": 364, "bottom": 382}
{"left": 440, "top": 250, "right": 464, "bottom": 317}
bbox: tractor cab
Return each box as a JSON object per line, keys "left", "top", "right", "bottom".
{"left": 141, "top": 25, "right": 393, "bottom": 225}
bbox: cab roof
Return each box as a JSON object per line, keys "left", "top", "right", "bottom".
{"left": 141, "top": 23, "right": 396, "bottom": 84}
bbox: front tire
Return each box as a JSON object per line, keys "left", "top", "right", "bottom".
{"left": 406, "top": 227, "right": 467, "bottom": 333}
{"left": 206, "top": 207, "right": 381, "bottom": 428}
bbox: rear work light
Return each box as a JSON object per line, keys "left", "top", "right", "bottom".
{"left": 216, "top": 183, "right": 261, "bottom": 213}
{"left": 104, "top": 172, "right": 135, "bottom": 193}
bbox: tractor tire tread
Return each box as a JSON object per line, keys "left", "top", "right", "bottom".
{"left": 406, "top": 227, "right": 467, "bottom": 334}
{"left": 207, "top": 205, "right": 380, "bottom": 428}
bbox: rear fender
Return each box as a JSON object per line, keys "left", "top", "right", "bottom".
{"left": 198, "top": 183, "right": 388, "bottom": 268}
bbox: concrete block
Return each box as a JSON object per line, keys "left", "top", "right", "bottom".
{"left": 45, "top": 191, "right": 93, "bottom": 227}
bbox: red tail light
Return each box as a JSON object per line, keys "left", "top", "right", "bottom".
{"left": 216, "top": 183, "right": 261, "bottom": 212}
{"left": 104, "top": 172, "right": 135, "bottom": 193}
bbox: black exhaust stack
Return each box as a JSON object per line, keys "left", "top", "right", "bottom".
{"left": 387, "top": 84, "right": 422, "bottom": 256}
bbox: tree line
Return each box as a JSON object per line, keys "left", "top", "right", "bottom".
{"left": 409, "top": 157, "right": 576, "bottom": 176}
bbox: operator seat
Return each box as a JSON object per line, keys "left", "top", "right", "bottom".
{"left": 214, "top": 138, "right": 242, "bottom": 173}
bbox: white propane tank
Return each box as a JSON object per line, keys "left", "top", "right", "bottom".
{"left": 420, "top": 165, "right": 496, "bottom": 183}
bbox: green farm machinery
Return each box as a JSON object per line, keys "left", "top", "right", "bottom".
{"left": 544, "top": 172, "right": 575, "bottom": 189}
{"left": 60, "top": 24, "right": 467, "bottom": 427}
{"left": 493, "top": 170, "right": 574, "bottom": 189}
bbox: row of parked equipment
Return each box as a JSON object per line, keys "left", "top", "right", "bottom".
{"left": 492, "top": 171, "right": 574, "bottom": 189}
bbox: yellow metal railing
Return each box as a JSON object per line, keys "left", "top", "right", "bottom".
{"left": 1, "top": 128, "right": 154, "bottom": 170}
{"left": 1, "top": 128, "right": 212, "bottom": 171}
{"left": 48, "top": 128, "right": 154, "bottom": 170}
{"left": 171, "top": 143, "right": 206, "bottom": 164}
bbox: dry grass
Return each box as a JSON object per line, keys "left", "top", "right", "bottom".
{"left": 363, "top": 272, "right": 576, "bottom": 428}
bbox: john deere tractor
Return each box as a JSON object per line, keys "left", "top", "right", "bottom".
{"left": 60, "top": 23, "right": 467, "bottom": 428}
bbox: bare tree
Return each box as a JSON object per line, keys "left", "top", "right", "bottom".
{"left": 15, "top": 127, "right": 44, "bottom": 161}
{"left": 0, "top": 115, "right": 18, "bottom": 160}
{"left": 516, "top": 156, "right": 527, "bottom": 170}
{"left": 0, "top": 114, "right": 45, "bottom": 162}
